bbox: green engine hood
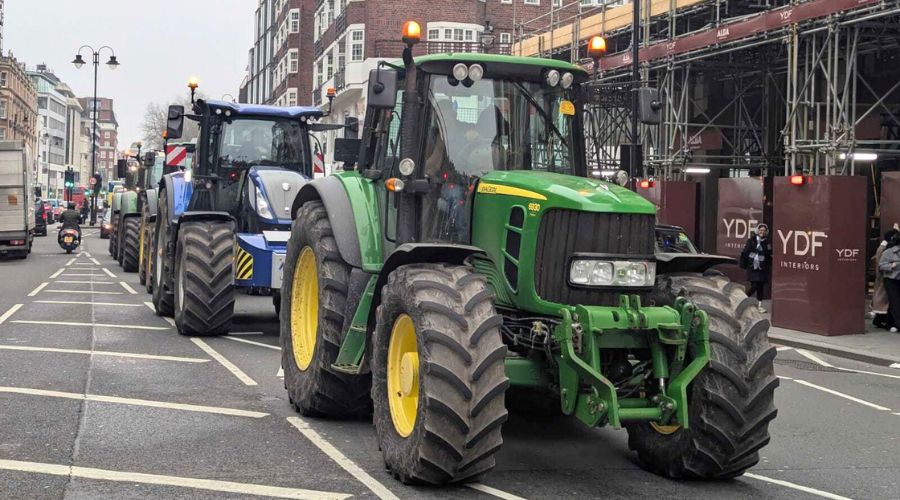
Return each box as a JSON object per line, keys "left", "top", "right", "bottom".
{"left": 476, "top": 171, "right": 656, "bottom": 214}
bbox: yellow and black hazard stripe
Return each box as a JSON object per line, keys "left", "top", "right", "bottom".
{"left": 235, "top": 246, "right": 253, "bottom": 280}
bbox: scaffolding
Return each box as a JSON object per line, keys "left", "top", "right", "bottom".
{"left": 517, "top": 0, "right": 900, "bottom": 179}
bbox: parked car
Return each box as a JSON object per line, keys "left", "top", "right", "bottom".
{"left": 42, "top": 200, "right": 54, "bottom": 223}
{"left": 655, "top": 224, "right": 699, "bottom": 254}
{"left": 34, "top": 200, "right": 49, "bottom": 236}
{"left": 100, "top": 208, "right": 112, "bottom": 239}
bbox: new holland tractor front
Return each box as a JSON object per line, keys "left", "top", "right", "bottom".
{"left": 151, "top": 99, "right": 321, "bottom": 335}
{"left": 280, "top": 22, "right": 778, "bottom": 485}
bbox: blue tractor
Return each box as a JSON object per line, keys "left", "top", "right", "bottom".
{"left": 151, "top": 100, "right": 323, "bottom": 335}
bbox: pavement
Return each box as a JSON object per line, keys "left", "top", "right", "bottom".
{"left": 1, "top": 232, "right": 899, "bottom": 499}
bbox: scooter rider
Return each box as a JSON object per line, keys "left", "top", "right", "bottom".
{"left": 58, "top": 202, "right": 82, "bottom": 244}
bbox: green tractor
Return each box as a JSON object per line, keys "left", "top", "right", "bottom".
{"left": 281, "top": 26, "right": 777, "bottom": 485}
{"left": 113, "top": 159, "right": 142, "bottom": 273}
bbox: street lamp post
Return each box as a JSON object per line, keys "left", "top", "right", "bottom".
{"left": 72, "top": 45, "right": 119, "bottom": 225}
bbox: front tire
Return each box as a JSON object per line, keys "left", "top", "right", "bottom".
{"left": 145, "top": 224, "right": 156, "bottom": 294}
{"left": 121, "top": 218, "right": 140, "bottom": 273}
{"left": 281, "top": 201, "right": 371, "bottom": 418}
{"left": 174, "top": 221, "right": 235, "bottom": 336}
{"left": 372, "top": 264, "right": 508, "bottom": 485}
{"left": 626, "top": 273, "right": 778, "bottom": 479}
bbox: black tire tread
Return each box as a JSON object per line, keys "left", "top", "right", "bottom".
{"left": 174, "top": 221, "right": 235, "bottom": 336}
{"left": 122, "top": 217, "right": 140, "bottom": 273}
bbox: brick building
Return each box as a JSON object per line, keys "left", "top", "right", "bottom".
{"left": 0, "top": 52, "right": 37, "bottom": 182}
{"left": 310, "top": 0, "right": 567, "bottom": 169}
{"left": 242, "top": 0, "right": 315, "bottom": 106}
{"left": 77, "top": 96, "right": 118, "bottom": 183}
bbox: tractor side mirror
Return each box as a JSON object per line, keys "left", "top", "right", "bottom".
{"left": 344, "top": 116, "right": 360, "bottom": 138}
{"left": 116, "top": 159, "right": 128, "bottom": 179}
{"left": 142, "top": 152, "right": 156, "bottom": 167}
{"left": 167, "top": 105, "right": 185, "bottom": 139}
{"left": 366, "top": 69, "right": 398, "bottom": 109}
{"left": 638, "top": 88, "right": 662, "bottom": 125}
{"left": 333, "top": 138, "right": 362, "bottom": 167}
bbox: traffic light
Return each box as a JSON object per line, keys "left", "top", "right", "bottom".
{"left": 64, "top": 169, "right": 74, "bottom": 188}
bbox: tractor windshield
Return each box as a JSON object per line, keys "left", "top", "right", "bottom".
{"left": 216, "top": 118, "right": 309, "bottom": 172}
{"left": 423, "top": 75, "right": 577, "bottom": 181}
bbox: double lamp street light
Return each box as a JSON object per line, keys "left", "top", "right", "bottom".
{"left": 72, "top": 45, "right": 119, "bottom": 225}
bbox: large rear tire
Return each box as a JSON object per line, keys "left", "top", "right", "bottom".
{"left": 151, "top": 191, "right": 174, "bottom": 317}
{"left": 173, "top": 220, "right": 235, "bottom": 336}
{"left": 281, "top": 201, "right": 371, "bottom": 418}
{"left": 372, "top": 264, "right": 508, "bottom": 485}
{"left": 121, "top": 217, "right": 140, "bottom": 273}
{"left": 144, "top": 224, "right": 156, "bottom": 294}
{"left": 108, "top": 216, "right": 118, "bottom": 257}
{"left": 626, "top": 273, "right": 778, "bottom": 479}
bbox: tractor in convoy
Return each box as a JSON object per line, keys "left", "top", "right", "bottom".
{"left": 279, "top": 23, "right": 777, "bottom": 485}
{"left": 114, "top": 157, "right": 144, "bottom": 272}
{"left": 153, "top": 99, "right": 323, "bottom": 335}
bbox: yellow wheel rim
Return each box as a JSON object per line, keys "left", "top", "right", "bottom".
{"left": 290, "top": 246, "right": 318, "bottom": 371}
{"left": 387, "top": 314, "right": 419, "bottom": 438}
{"left": 650, "top": 422, "right": 682, "bottom": 435}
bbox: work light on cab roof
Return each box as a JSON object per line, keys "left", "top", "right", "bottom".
{"left": 402, "top": 20, "right": 421, "bottom": 45}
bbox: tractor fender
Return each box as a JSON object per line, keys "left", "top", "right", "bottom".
{"left": 291, "top": 176, "right": 362, "bottom": 269}
{"left": 655, "top": 253, "right": 736, "bottom": 275}
{"left": 161, "top": 172, "right": 194, "bottom": 226}
{"left": 173, "top": 211, "right": 235, "bottom": 248}
{"left": 144, "top": 188, "right": 158, "bottom": 221}
{"left": 368, "top": 243, "right": 486, "bottom": 326}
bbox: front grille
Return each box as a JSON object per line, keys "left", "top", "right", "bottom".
{"left": 534, "top": 209, "right": 655, "bottom": 306}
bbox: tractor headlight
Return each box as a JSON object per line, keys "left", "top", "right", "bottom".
{"left": 254, "top": 183, "right": 273, "bottom": 219}
{"left": 569, "top": 259, "right": 656, "bottom": 287}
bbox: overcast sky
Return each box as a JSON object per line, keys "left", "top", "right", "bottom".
{"left": 6, "top": 0, "right": 256, "bottom": 148}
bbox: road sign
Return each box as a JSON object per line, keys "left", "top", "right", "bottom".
{"left": 89, "top": 176, "right": 97, "bottom": 186}
{"left": 166, "top": 145, "right": 188, "bottom": 167}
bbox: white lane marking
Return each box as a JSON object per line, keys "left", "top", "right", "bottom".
{"left": 60, "top": 274, "right": 107, "bottom": 277}
{"left": 287, "top": 417, "right": 400, "bottom": 500}
{"left": 91, "top": 257, "right": 102, "bottom": 265}
{"left": 102, "top": 267, "right": 117, "bottom": 277}
{"left": 229, "top": 331, "right": 264, "bottom": 335}
{"left": 466, "top": 483, "right": 528, "bottom": 500}
{"left": 277, "top": 367, "right": 284, "bottom": 378}
{"left": 77, "top": 252, "right": 85, "bottom": 256}
{"left": 0, "top": 387, "right": 268, "bottom": 418}
{"left": 0, "top": 459, "right": 349, "bottom": 499}
{"left": 775, "top": 346, "right": 793, "bottom": 352}
{"left": 119, "top": 281, "right": 138, "bottom": 295}
{"left": 27, "top": 282, "right": 49, "bottom": 297}
{"left": 144, "top": 301, "right": 156, "bottom": 312}
{"left": 35, "top": 300, "right": 143, "bottom": 307}
{"left": 744, "top": 473, "right": 853, "bottom": 500}
{"left": 163, "top": 317, "right": 176, "bottom": 327}
{"left": 777, "top": 375, "right": 793, "bottom": 380}
{"left": 65, "top": 257, "right": 76, "bottom": 266}
{"left": 792, "top": 379, "right": 892, "bottom": 412}
{"left": 0, "top": 345, "right": 209, "bottom": 363}
{"left": 890, "top": 362, "right": 900, "bottom": 369}
{"left": 190, "top": 338, "right": 257, "bottom": 386}
{"left": 11, "top": 320, "right": 169, "bottom": 331}
{"left": 0, "top": 304, "right": 23, "bottom": 324}
{"left": 55, "top": 281, "right": 115, "bottom": 285}
{"left": 83, "top": 252, "right": 92, "bottom": 257}
{"left": 49, "top": 268, "right": 65, "bottom": 279}
{"left": 795, "top": 349, "right": 835, "bottom": 368}
{"left": 224, "top": 336, "right": 281, "bottom": 351}
{"left": 42, "top": 290, "right": 123, "bottom": 295}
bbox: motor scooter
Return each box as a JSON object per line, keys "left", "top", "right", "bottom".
{"left": 58, "top": 225, "right": 81, "bottom": 254}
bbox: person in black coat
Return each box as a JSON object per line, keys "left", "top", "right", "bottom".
{"left": 740, "top": 223, "right": 772, "bottom": 312}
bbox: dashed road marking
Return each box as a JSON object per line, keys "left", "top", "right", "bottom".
{"left": 775, "top": 346, "right": 793, "bottom": 352}
{"left": 83, "top": 252, "right": 92, "bottom": 257}
{"left": 744, "top": 473, "right": 852, "bottom": 500}
{"left": 467, "top": 483, "right": 528, "bottom": 500}
{"left": 0, "top": 460, "right": 349, "bottom": 499}
{"left": 793, "top": 349, "right": 900, "bottom": 380}
{"left": 65, "top": 257, "right": 76, "bottom": 266}
{"left": 190, "top": 338, "right": 258, "bottom": 386}
{"left": 119, "top": 281, "right": 138, "bottom": 294}
{"left": 0, "top": 304, "right": 23, "bottom": 324}
{"left": 277, "top": 367, "right": 284, "bottom": 378}
{"left": 0, "top": 345, "right": 209, "bottom": 363}
{"left": 91, "top": 257, "right": 102, "bottom": 265}
{"left": 795, "top": 349, "right": 834, "bottom": 368}
{"left": 224, "top": 336, "right": 281, "bottom": 351}
{"left": 49, "top": 268, "right": 65, "bottom": 279}
{"left": 60, "top": 274, "right": 107, "bottom": 277}
{"left": 163, "top": 317, "right": 176, "bottom": 327}
{"left": 792, "top": 379, "right": 892, "bottom": 412}
{"left": 55, "top": 281, "right": 115, "bottom": 285}
{"left": 35, "top": 300, "right": 143, "bottom": 307}
{"left": 27, "top": 282, "right": 49, "bottom": 297}
{"left": 102, "top": 267, "right": 117, "bottom": 278}
{"left": 0, "top": 387, "right": 268, "bottom": 418}
{"left": 11, "top": 320, "right": 169, "bottom": 331}
{"left": 229, "top": 331, "right": 264, "bottom": 335}
{"left": 42, "top": 290, "right": 123, "bottom": 295}
{"left": 287, "top": 417, "right": 399, "bottom": 500}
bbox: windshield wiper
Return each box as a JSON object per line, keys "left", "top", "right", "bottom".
{"left": 513, "top": 82, "right": 569, "bottom": 148}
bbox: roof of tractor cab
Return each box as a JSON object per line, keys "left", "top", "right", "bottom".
{"left": 414, "top": 53, "right": 588, "bottom": 74}
{"left": 202, "top": 99, "right": 324, "bottom": 120}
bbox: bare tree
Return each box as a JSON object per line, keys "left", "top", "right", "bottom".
{"left": 140, "top": 94, "right": 205, "bottom": 150}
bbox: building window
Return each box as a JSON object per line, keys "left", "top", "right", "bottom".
{"left": 501, "top": 0, "right": 511, "bottom": 3}
{"left": 290, "top": 9, "right": 300, "bottom": 33}
{"left": 350, "top": 30, "right": 364, "bottom": 62}
{"left": 500, "top": 33, "right": 511, "bottom": 44}
{"left": 427, "top": 23, "right": 483, "bottom": 43}
{"left": 290, "top": 50, "right": 299, "bottom": 73}
{"left": 0, "top": 101, "right": 6, "bottom": 119}
{"left": 0, "top": 72, "right": 6, "bottom": 87}
{"left": 288, "top": 89, "right": 298, "bottom": 107}
{"left": 104, "top": 131, "right": 110, "bottom": 138}
{"left": 525, "top": 0, "right": 539, "bottom": 4}
{"left": 428, "top": 29, "right": 439, "bottom": 40}
{"left": 0, "top": 129, "right": 5, "bottom": 140}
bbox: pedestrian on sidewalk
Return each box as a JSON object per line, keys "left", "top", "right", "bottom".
{"left": 873, "top": 228, "right": 899, "bottom": 330}
{"left": 879, "top": 230, "right": 900, "bottom": 333}
{"left": 741, "top": 223, "right": 772, "bottom": 313}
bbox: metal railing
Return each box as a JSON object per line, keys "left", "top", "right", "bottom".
{"left": 373, "top": 40, "right": 512, "bottom": 58}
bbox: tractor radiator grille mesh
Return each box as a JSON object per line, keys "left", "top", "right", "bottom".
{"left": 534, "top": 209, "right": 655, "bottom": 306}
